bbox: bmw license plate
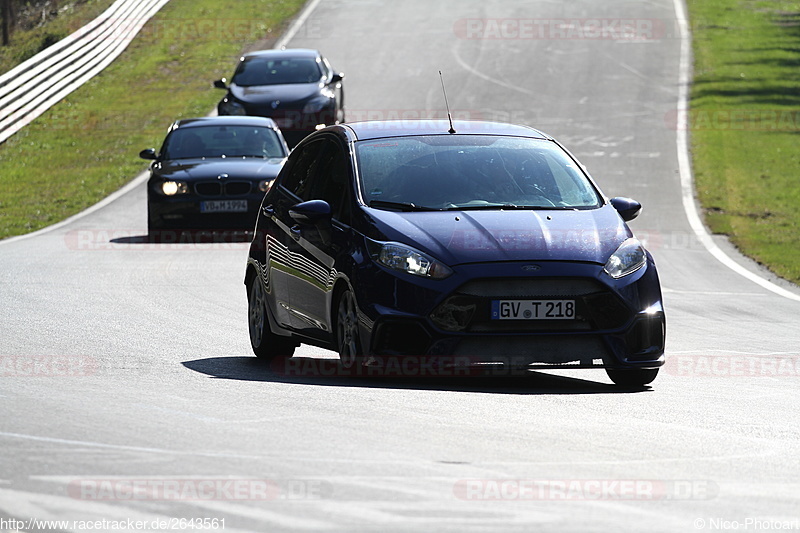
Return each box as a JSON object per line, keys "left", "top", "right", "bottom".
{"left": 200, "top": 200, "right": 247, "bottom": 213}
{"left": 491, "top": 300, "right": 576, "bottom": 320}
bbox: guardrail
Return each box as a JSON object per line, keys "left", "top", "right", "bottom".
{"left": 0, "top": 0, "right": 171, "bottom": 145}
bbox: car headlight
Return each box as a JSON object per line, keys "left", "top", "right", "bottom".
{"left": 258, "top": 179, "right": 274, "bottom": 193}
{"left": 375, "top": 242, "right": 453, "bottom": 280}
{"left": 302, "top": 97, "right": 330, "bottom": 114}
{"left": 160, "top": 181, "right": 189, "bottom": 196}
{"left": 604, "top": 238, "right": 647, "bottom": 279}
{"left": 219, "top": 97, "right": 246, "bottom": 116}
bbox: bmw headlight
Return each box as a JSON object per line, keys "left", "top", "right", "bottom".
{"left": 160, "top": 181, "right": 189, "bottom": 196}
{"left": 604, "top": 238, "right": 647, "bottom": 279}
{"left": 219, "top": 97, "right": 246, "bottom": 116}
{"left": 302, "top": 97, "right": 330, "bottom": 114}
{"left": 258, "top": 179, "right": 274, "bottom": 193}
{"left": 375, "top": 242, "right": 452, "bottom": 280}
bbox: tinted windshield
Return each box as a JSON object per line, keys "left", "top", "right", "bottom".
{"left": 356, "top": 136, "right": 602, "bottom": 210}
{"left": 162, "top": 125, "right": 286, "bottom": 160}
{"left": 232, "top": 57, "right": 322, "bottom": 86}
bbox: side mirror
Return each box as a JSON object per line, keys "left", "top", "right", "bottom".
{"left": 289, "top": 199, "right": 332, "bottom": 225}
{"left": 213, "top": 78, "right": 228, "bottom": 89}
{"left": 139, "top": 148, "right": 157, "bottom": 160}
{"left": 330, "top": 72, "right": 344, "bottom": 83}
{"left": 610, "top": 197, "right": 642, "bottom": 222}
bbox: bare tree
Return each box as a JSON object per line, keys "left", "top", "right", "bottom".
{"left": 2, "top": 0, "right": 10, "bottom": 46}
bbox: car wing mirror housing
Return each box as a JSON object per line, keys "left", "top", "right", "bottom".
{"left": 139, "top": 148, "right": 158, "bottom": 160}
{"left": 610, "top": 197, "right": 642, "bottom": 222}
{"left": 213, "top": 78, "right": 228, "bottom": 89}
{"left": 330, "top": 72, "right": 344, "bottom": 83}
{"left": 289, "top": 200, "right": 332, "bottom": 225}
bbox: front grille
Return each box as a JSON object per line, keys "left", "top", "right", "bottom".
{"left": 458, "top": 278, "right": 602, "bottom": 298}
{"left": 430, "top": 277, "right": 631, "bottom": 333}
{"left": 225, "top": 181, "right": 251, "bottom": 196}
{"left": 194, "top": 181, "right": 252, "bottom": 196}
{"left": 195, "top": 182, "right": 222, "bottom": 196}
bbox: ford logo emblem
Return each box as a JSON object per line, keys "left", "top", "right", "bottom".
{"left": 521, "top": 264, "right": 541, "bottom": 271}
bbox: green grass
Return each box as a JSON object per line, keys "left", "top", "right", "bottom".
{"left": 686, "top": 0, "right": 800, "bottom": 284}
{"left": 0, "top": 0, "right": 305, "bottom": 238}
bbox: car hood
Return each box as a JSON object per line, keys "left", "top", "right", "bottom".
{"left": 365, "top": 204, "right": 633, "bottom": 266}
{"left": 230, "top": 83, "right": 321, "bottom": 105}
{"left": 151, "top": 158, "right": 285, "bottom": 181}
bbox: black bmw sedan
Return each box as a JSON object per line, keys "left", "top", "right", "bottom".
{"left": 214, "top": 48, "right": 345, "bottom": 147}
{"left": 140, "top": 116, "right": 289, "bottom": 236}
{"left": 244, "top": 120, "right": 666, "bottom": 386}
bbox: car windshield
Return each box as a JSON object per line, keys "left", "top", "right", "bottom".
{"left": 232, "top": 57, "right": 322, "bottom": 86}
{"left": 356, "top": 135, "right": 602, "bottom": 210}
{"left": 161, "top": 125, "right": 286, "bottom": 160}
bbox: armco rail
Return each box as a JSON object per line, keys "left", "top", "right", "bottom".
{"left": 0, "top": 0, "right": 171, "bottom": 145}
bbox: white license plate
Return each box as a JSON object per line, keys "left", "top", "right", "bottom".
{"left": 491, "top": 300, "right": 576, "bottom": 320}
{"left": 200, "top": 200, "right": 248, "bottom": 213}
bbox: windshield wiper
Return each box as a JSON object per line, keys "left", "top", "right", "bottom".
{"left": 368, "top": 200, "right": 437, "bottom": 212}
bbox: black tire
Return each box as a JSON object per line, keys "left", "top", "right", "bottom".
{"left": 606, "top": 367, "right": 659, "bottom": 387}
{"left": 247, "top": 276, "right": 295, "bottom": 360}
{"left": 336, "top": 289, "right": 362, "bottom": 368}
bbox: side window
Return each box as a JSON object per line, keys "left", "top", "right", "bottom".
{"left": 280, "top": 140, "right": 325, "bottom": 200}
{"left": 308, "top": 139, "right": 352, "bottom": 225}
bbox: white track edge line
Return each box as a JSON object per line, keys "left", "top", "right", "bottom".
{"left": 274, "top": 0, "right": 324, "bottom": 50}
{"left": 672, "top": 0, "right": 800, "bottom": 302}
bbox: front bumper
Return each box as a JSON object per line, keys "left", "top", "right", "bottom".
{"left": 148, "top": 193, "right": 263, "bottom": 231}
{"left": 355, "top": 259, "right": 665, "bottom": 369}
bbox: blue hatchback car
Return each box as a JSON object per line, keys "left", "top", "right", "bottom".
{"left": 245, "top": 120, "right": 665, "bottom": 386}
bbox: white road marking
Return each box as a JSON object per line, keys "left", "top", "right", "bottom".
{"left": 672, "top": 0, "right": 800, "bottom": 303}
{"left": 274, "top": 0, "right": 324, "bottom": 50}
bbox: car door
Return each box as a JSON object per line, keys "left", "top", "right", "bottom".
{"left": 262, "top": 139, "right": 323, "bottom": 329}
{"left": 285, "top": 135, "right": 354, "bottom": 341}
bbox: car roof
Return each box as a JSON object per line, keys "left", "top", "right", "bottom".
{"left": 241, "top": 48, "right": 320, "bottom": 60}
{"left": 340, "top": 120, "right": 551, "bottom": 141}
{"left": 171, "top": 116, "right": 279, "bottom": 130}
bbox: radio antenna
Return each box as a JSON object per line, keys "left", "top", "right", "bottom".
{"left": 438, "top": 70, "right": 456, "bottom": 134}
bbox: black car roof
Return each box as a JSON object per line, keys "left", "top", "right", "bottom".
{"left": 170, "top": 116, "right": 279, "bottom": 131}
{"left": 340, "top": 120, "right": 551, "bottom": 141}
{"left": 240, "top": 48, "right": 320, "bottom": 60}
